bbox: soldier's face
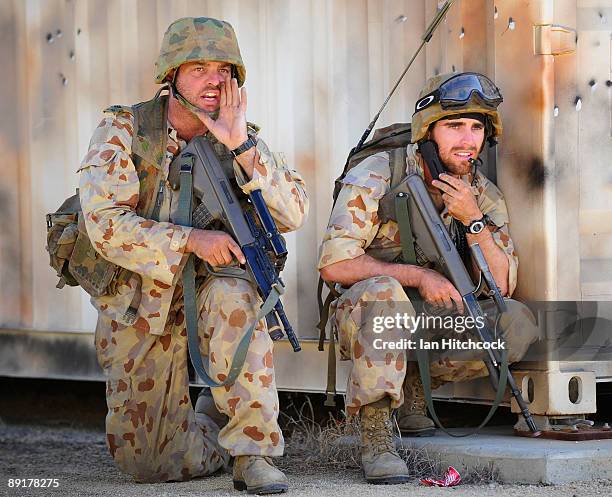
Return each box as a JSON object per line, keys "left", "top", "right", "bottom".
{"left": 175, "top": 61, "right": 233, "bottom": 113}
{"left": 430, "top": 118, "right": 485, "bottom": 175}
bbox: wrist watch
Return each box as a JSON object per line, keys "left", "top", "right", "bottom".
{"left": 231, "top": 136, "right": 257, "bottom": 158}
{"left": 465, "top": 215, "right": 487, "bottom": 234}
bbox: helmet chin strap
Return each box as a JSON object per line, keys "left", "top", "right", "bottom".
{"left": 169, "top": 73, "right": 220, "bottom": 120}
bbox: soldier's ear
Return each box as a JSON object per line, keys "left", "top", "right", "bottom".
{"left": 165, "top": 68, "right": 177, "bottom": 84}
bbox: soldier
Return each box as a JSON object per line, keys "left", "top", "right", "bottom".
{"left": 78, "top": 17, "right": 308, "bottom": 493}
{"left": 318, "top": 72, "right": 539, "bottom": 484}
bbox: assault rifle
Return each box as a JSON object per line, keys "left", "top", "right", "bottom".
{"left": 379, "top": 172, "right": 541, "bottom": 436}
{"left": 171, "top": 137, "right": 300, "bottom": 387}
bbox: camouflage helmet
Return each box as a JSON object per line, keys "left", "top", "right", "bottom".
{"left": 411, "top": 72, "right": 503, "bottom": 144}
{"left": 155, "top": 17, "right": 246, "bottom": 86}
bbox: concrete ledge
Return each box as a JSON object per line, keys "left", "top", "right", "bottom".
{"left": 400, "top": 426, "right": 612, "bottom": 484}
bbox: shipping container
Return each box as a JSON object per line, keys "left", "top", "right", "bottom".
{"left": 1, "top": 0, "right": 611, "bottom": 421}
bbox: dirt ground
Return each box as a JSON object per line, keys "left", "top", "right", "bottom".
{"left": 1, "top": 378, "right": 611, "bottom": 497}
{"left": 1, "top": 422, "right": 611, "bottom": 497}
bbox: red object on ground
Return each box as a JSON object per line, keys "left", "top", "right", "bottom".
{"left": 420, "top": 466, "right": 461, "bottom": 487}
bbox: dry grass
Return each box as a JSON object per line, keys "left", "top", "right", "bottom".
{"left": 278, "top": 395, "right": 499, "bottom": 484}
{"left": 278, "top": 396, "right": 360, "bottom": 473}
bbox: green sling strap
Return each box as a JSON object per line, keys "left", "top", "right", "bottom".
{"left": 175, "top": 149, "right": 282, "bottom": 388}
{"left": 416, "top": 342, "right": 509, "bottom": 437}
{"left": 393, "top": 161, "right": 511, "bottom": 436}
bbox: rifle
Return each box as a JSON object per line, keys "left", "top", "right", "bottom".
{"left": 172, "top": 137, "right": 300, "bottom": 387}
{"left": 380, "top": 172, "right": 541, "bottom": 436}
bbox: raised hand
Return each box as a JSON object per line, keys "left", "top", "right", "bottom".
{"left": 431, "top": 173, "right": 482, "bottom": 226}
{"left": 197, "top": 75, "right": 248, "bottom": 151}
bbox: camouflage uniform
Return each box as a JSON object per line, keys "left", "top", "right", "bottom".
{"left": 80, "top": 103, "right": 307, "bottom": 480}
{"left": 318, "top": 146, "right": 538, "bottom": 415}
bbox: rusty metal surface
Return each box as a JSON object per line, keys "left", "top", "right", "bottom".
{"left": 1, "top": 0, "right": 611, "bottom": 394}
{"left": 515, "top": 426, "right": 612, "bottom": 440}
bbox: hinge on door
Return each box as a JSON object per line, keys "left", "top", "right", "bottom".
{"left": 534, "top": 24, "right": 577, "bottom": 56}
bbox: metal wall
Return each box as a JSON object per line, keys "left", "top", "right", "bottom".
{"left": 0, "top": 0, "right": 439, "bottom": 337}
{"left": 2, "top": 0, "right": 611, "bottom": 390}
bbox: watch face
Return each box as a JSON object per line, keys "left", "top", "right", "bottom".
{"left": 469, "top": 220, "right": 485, "bottom": 234}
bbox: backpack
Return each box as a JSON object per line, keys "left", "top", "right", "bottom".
{"left": 317, "top": 122, "right": 413, "bottom": 405}
{"left": 46, "top": 191, "right": 124, "bottom": 296}
{"left": 45, "top": 93, "right": 170, "bottom": 298}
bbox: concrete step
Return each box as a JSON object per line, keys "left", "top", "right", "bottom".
{"left": 399, "top": 426, "right": 612, "bottom": 484}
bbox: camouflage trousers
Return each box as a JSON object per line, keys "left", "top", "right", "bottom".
{"left": 95, "top": 275, "right": 283, "bottom": 483}
{"left": 332, "top": 276, "right": 539, "bottom": 415}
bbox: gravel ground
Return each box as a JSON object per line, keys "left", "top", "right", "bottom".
{"left": 1, "top": 422, "right": 611, "bottom": 497}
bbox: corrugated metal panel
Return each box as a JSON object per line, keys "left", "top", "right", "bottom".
{"left": 2, "top": 0, "right": 610, "bottom": 339}
{"left": 1, "top": 0, "right": 444, "bottom": 337}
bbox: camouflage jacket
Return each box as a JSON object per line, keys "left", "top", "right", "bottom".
{"left": 318, "top": 145, "right": 519, "bottom": 295}
{"left": 79, "top": 101, "right": 308, "bottom": 335}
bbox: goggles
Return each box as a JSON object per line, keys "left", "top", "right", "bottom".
{"left": 414, "top": 73, "right": 503, "bottom": 113}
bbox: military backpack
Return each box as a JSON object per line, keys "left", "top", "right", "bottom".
{"left": 45, "top": 93, "right": 171, "bottom": 299}
{"left": 318, "top": 122, "right": 414, "bottom": 405}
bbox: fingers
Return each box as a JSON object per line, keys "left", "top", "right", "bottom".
{"left": 438, "top": 293, "right": 453, "bottom": 311}
{"left": 438, "top": 173, "right": 465, "bottom": 187}
{"left": 431, "top": 179, "right": 457, "bottom": 196}
{"left": 240, "top": 86, "right": 247, "bottom": 113}
{"left": 220, "top": 76, "right": 228, "bottom": 107}
{"left": 231, "top": 77, "right": 240, "bottom": 108}
{"left": 218, "top": 246, "right": 233, "bottom": 266}
{"left": 228, "top": 239, "right": 246, "bottom": 264}
{"left": 450, "top": 289, "right": 465, "bottom": 314}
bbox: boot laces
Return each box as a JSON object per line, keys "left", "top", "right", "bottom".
{"left": 366, "top": 410, "right": 395, "bottom": 455}
{"left": 406, "top": 377, "right": 427, "bottom": 414}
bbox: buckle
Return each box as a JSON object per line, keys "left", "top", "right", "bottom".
{"left": 180, "top": 153, "right": 194, "bottom": 174}
{"left": 123, "top": 306, "right": 137, "bottom": 325}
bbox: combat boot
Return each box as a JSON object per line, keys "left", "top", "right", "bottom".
{"left": 233, "top": 455, "right": 288, "bottom": 494}
{"left": 195, "top": 388, "right": 229, "bottom": 429}
{"left": 360, "top": 397, "right": 410, "bottom": 484}
{"left": 396, "top": 363, "right": 435, "bottom": 436}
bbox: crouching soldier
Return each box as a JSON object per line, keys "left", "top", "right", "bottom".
{"left": 318, "top": 72, "right": 539, "bottom": 484}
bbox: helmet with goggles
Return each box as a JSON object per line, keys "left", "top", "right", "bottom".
{"left": 411, "top": 72, "right": 503, "bottom": 144}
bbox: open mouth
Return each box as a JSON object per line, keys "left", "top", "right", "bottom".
{"left": 454, "top": 151, "right": 474, "bottom": 160}
{"left": 201, "top": 91, "right": 219, "bottom": 103}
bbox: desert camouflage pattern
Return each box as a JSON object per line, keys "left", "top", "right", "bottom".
{"left": 79, "top": 106, "right": 307, "bottom": 336}
{"left": 155, "top": 17, "right": 246, "bottom": 86}
{"left": 411, "top": 72, "right": 503, "bottom": 143}
{"left": 79, "top": 102, "right": 307, "bottom": 479}
{"left": 96, "top": 274, "right": 282, "bottom": 482}
{"left": 319, "top": 147, "right": 519, "bottom": 295}
{"left": 331, "top": 276, "right": 539, "bottom": 415}
{"left": 319, "top": 150, "right": 533, "bottom": 414}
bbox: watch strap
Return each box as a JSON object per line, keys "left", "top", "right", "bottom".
{"left": 231, "top": 135, "right": 257, "bottom": 157}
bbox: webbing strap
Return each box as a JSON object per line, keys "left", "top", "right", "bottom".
{"left": 184, "top": 254, "right": 281, "bottom": 387}
{"left": 390, "top": 147, "right": 407, "bottom": 189}
{"left": 415, "top": 340, "right": 509, "bottom": 437}
{"left": 395, "top": 194, "right": 417, "bottom": 266}
{"left": 324, "top": 325, "right": 337, "bottom": 407}
{"left": 175, "top": 153, "right": 276, "bottom": 387}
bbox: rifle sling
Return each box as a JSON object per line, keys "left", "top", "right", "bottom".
{"left": 176, "top": 153, "right": 279, "bottom": 387}
{"left": 393, "top": 178, "right": 510, "bottom": 436}
{"left": 416, "top": 339, "right": 509, "bottom": 437}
